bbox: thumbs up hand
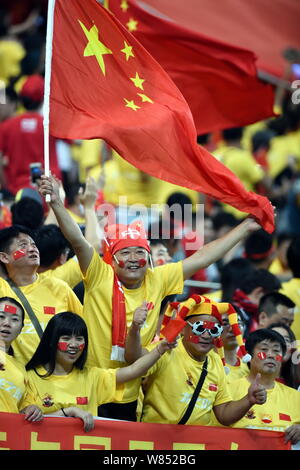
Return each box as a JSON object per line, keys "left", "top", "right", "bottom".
{"left": 247, "top": 373, "right": 267, "bottom": 405}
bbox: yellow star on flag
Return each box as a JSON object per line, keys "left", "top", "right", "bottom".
{"left": 130, "top": 72, "right": 145, "bottom": 90}
{"left": 124, "top": 98, "right": 140, "bottom": 111}
{"left": 121, "top": 41, "right": 134, "bottom": 61}
{"left": 79, "top": 21, "right": 112, "bottom": 76}
{"left": 137, "top": 93, "right": 154, "bottom": 103}
{"left": 127, "top": 18, "right": 138, "bottom": 32}
{"left": 120, "top": 0, "right": 129, "bottom": 12}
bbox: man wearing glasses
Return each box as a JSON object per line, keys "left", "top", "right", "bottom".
{"left": 125, "top": 296, "right": 267, "bottom": 426}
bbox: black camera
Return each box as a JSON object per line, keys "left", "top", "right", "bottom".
{"left": 29, "top": 163, "right": 43, "bottom": 184}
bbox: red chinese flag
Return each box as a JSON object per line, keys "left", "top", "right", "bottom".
{"left": 43, "top": 306, "right": 56, "bottom": 315}
{"left": 50, "top": 0, "right": 274, "bottom": 232}
{"left": 279, "top": 413, "right": 291, "bottom": 422}
{"left": 109, "top": 0, "right": 276, "bottom": 135}
{"left": 76, "top": 397, "right": 88, "bottom": 405}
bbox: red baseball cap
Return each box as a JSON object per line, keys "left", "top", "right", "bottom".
{"left": 19, "top": 74, "right": 44, "bottom": 103}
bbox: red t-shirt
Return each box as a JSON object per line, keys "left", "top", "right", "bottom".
{"left": 0, "top": 112, "right": 61, "bottom": 195}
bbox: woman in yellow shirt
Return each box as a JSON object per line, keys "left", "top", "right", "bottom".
{"left": 24, "top": 311, "right": 174, "bottom": 431}
{"left": 0, "top": 296, "right": 42, "bottom": 422}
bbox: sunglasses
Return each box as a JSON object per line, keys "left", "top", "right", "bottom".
{"left": 187, "top": 320, "right": 223, "bottom": 338}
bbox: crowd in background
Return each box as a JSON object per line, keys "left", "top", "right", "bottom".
{"left": 0, "top": 0, "right": 300, "bottom": 447}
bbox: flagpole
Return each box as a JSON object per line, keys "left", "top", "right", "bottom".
{"left": 43, "top": 0, "right": 56, "bottom": 202}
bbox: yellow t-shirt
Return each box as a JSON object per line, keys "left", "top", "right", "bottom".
{"left": 224, "top": 360, "right": 249, "bottom": 384}
{"left": 106, "top": 152, "right": 164, "bottom": 207}
{"left": 280, "top": 278, "right": 300, "bottom": 340}
{"left": 141, "top": 340, "right": 231, "bottom": 425}
{"left": 214, "top": 146, "right": 264, "bottom": 219}
{"left": 225, "top": 377, "right": 300, "bottom": 432}
{"left": 21, "top": 366, "right": 124, "bottom": 417}
{"left": 82, "top": 250, "right": 184, "bottom": 403}
{"left": 71, "top": 139, "right": 104, "bottom": 183}
{"left": 203, "top": 290, "right": 222, "bottom": 302}
{"left": 268, "top": 131, "right": 300, "bottom": 179}
{"left": 66, "top": 209, "right": 85, "bottom": 226}
{"left": 41, "top": 257, "right": 82, "bottom": 289}
{"left": 0, "top": 276, "right": 83, "bottom": 365}
{"left": 0, "top": 350, "right": 26, "bottom": 413}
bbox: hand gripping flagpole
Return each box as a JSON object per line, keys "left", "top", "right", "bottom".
{"left": 43, "top": 0, "right": 56, "bottom": 203}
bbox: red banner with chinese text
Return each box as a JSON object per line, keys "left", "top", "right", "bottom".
{"left": 0, "top": 412, "right": 290, "bottom": 450}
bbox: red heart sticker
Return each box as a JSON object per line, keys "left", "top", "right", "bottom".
{"left": 138, "top": 258, "right": 147, "bottom": 267}
{"left": 4, "top": 304, "right": 17, "bottom": 314}
{"left": 156, "top": 258, "right": 165, "bottom": 266}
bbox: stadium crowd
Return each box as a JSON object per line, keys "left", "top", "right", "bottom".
{"left": 0, "top": 0, "right": 300, "bottom": 448}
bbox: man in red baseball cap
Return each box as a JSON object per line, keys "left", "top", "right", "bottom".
{"left": 39, "top": 174, "right": 262, "bottom": 422}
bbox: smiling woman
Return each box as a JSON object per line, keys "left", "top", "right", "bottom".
{"left": 23, "top": 311, "right": 175, "bottom": 431}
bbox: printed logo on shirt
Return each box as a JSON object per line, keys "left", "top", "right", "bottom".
{"left": 180, "top": 392, "right": 212, "bottom": 411}
{"left": 76, "top": 396, "right": 88, "bottom": 405}
{"left": 21, "top": 118, "right": 38, "bottom": 132}
{"left": 43, "top": 306, "right": 56, "bottom": 315}
{"left": 208, "top": 383, "right": 218, "bottom": 392}
{"left": 279, "top": 413, "right": 291, "bottom": 422}
{"left": 42, "top": 394, "right": 54, "bottom": 408}
{"left": 0, "top": 378, "right": 23, "bottom": 400}
{"left": 261, "top": 414, "right": 272, "bottom": 424}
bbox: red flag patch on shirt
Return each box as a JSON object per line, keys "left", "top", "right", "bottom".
{"left": 43, "top": 306, "right": 56, "bottom": 315}
{"left": 76, "top": 396, "right": 88, "bottom": 405}
{"left": 209, "top": 383, "right": 218, "bottom": 392}
{"left": 279, "top": 413, "right": 291, "bottom": 422}
{"left": 261, "top": 415, "right": 272, "bottom": 424}
{"left": 147, "top": 302, "right": 154, "bottom": 311}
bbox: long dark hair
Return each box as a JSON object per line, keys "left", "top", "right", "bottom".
{"left": 0, "top": 296, "right": 25, "bottom": 356}
{"left": 26, "top": 312, "right": 88, "bottom": 377}
{"left": 268, "top": 322, "right": 300, "bottom": 390}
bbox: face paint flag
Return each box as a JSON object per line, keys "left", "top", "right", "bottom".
{"left": 49, "top": 0, "right": 274, "bottom": 232}
{"left": 3, "top": 304, "right": 17, "bottom": 314}
{"left": 13, "top": 250, "right": 26, "bottom": 260}
{"left": 57, "top": 342, "right": 69, "bottom": 351}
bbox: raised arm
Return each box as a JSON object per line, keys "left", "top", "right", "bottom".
{"left": 117, "top": 338, "right": 175, "bottom": 383}
{"left": 79, "top": 177, "right": 101, "bottom": 252}
{"left": 124, "top": 301, "right": 149, "bottom": 363}
{"left": 182, "top": 217, "right": 261, "bottom": 280}
{"left": 38, "top": 175, "right": 94, "bottom": 274}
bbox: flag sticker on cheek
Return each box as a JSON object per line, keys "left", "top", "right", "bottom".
{"left": 275, "top": 355, "right": 283, "bottom": 362}
{"left": 257, "top": 352, "right": 267, "bottom": 360}
{"left": 78, "top": 343, "right": 85, "bottom": 351}
{"left": 13, "top": 250, "right": 26, "bottom": 260}
{"left": 57, "top": 342, "right": 69, "bottom": 351}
